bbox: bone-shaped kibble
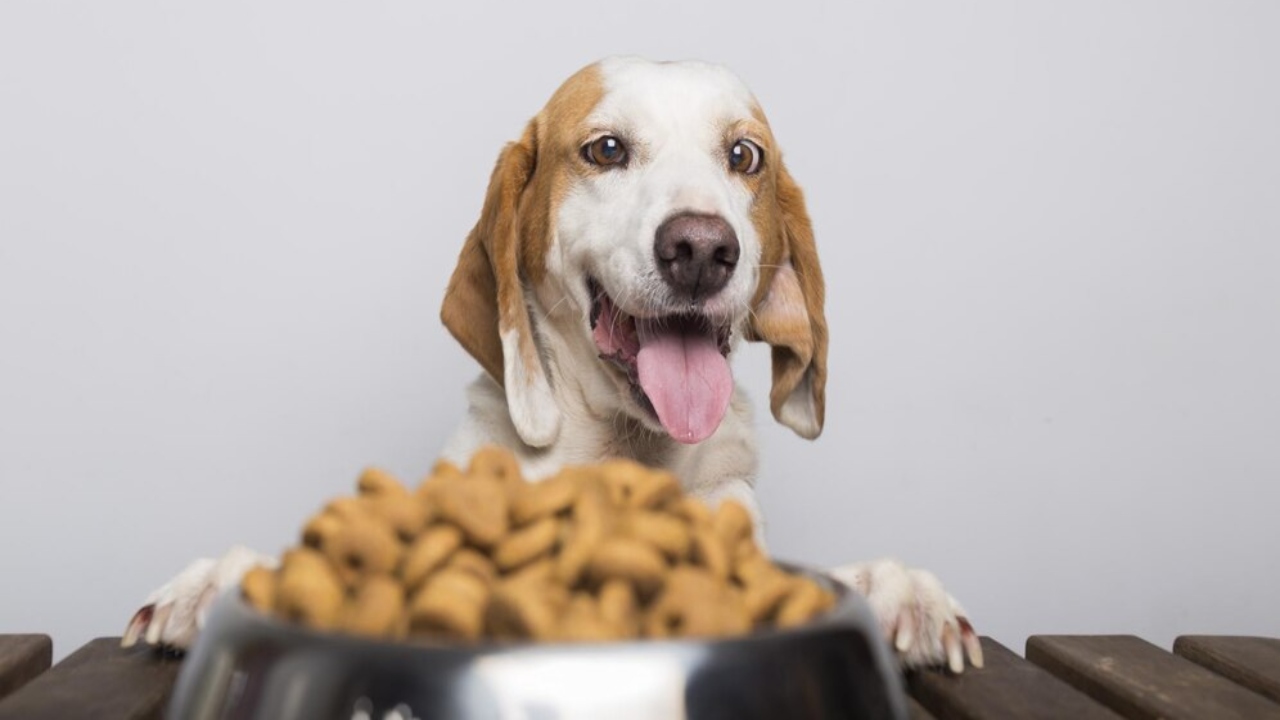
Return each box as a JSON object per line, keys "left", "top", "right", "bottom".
{"left": 241, "top": 447, "right": 836, "bottom": 643}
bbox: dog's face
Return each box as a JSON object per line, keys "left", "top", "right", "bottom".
{"left": 443, "top": 57, "right": 827, "bottom": 449}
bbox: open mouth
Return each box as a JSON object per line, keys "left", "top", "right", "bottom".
{"left": 588, "top": 278, "right": 733, "bottom": 444}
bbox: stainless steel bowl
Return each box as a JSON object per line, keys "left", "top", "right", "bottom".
{"left": 167, "top": 564, "right": 907, "bottom": 719}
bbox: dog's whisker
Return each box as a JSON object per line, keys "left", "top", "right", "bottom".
{"left": 544, "top": 292, "right": 575, "bottom": 318}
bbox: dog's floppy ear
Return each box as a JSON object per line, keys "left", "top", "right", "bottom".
{"left": 441, "top": 121, "right": 561, "bottom": 447}
{"left": 747, "top": 161, "right": 828, "bottom": 439}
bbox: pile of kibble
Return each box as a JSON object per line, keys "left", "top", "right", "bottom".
{"left": 241, "top": 447, "right": 835, "bottom": 642}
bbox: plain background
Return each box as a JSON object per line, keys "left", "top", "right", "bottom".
{"left": 2, "top": 2, "right": 1278, "bottom": 661}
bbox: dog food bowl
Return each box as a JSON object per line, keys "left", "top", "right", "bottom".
{"left": 167, "top": 564, "right": 907, "bottom": 720}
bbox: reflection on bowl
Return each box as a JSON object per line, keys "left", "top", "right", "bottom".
{"left": 167, "top": 564, "right": 907, "bottom": 720}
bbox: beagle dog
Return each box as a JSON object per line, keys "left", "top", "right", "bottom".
{"left": 125, "top": 57, "right": 982, "bottom": 673}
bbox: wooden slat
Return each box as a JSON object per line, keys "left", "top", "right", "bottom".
{"left": 908, "top": 637, "right": 1123, "bottom": 719}
{"left": 1174, "top": 635, "right": 1280, "bottom": 704}
{"left": 0, "top": 635, "right": 52, "bottom": 701}
{"left": 0, "top": 638, "right": 181, "bottom": 720}
{"left": 1027, "top": 635, "right": 1280, "bottom": 720}
{"left": 907, "top": 696, "right": 938, "bottom": 719}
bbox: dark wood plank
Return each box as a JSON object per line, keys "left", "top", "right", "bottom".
{"left": 0, "top": 638, "right": 182, "bottom": 720}
{"left": 1027, "top": 635, "right": 1280, "bottom": 720}
{"left": 907, "top": 696, "right": 937, "bottom": 719}
{"left": 0, "top": 635, "right": 52, "bottom": 701}
{"left": 908, "top": 637, "right": 1123, "bottom": 719}
{"left": 1174, "top": 635, "right": 1280, "bottom": 704}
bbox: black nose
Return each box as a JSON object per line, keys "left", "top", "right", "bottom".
{"left": 654, "top": 213, "right": 740, "bottom": 301}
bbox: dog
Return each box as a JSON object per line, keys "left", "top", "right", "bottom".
{"left": 124, "top": 56, "right": 982, "bottom": 673}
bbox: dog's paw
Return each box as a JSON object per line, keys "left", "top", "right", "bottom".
{"left": 831, "top": 558, "right": 982, "bottom": 674}
{"left": 122, "top": 546, "right": 274, "bottom": 652}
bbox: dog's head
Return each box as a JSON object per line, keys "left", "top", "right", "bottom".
{"left": 442, "top": 57, "right": 826, "bottom": 448}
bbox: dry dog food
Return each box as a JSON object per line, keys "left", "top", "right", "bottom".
{"left": 242, "top": 447, "right": 835, "bottom": 642}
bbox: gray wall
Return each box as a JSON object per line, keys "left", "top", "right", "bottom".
{"left": 2, "top": 2, "right": 1277, "bottom": 660}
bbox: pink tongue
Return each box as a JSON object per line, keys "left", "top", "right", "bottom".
{"left": 636, "top": 322, "right": 733, "bottom": 444}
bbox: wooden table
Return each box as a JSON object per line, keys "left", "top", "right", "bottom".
{"left": 1, "top": 633, "right": 1277, "bottom": 719}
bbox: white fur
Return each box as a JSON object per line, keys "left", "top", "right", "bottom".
{"left": 550, "top": 57, "right": 763, "bottom": 326}
{"left": 541, "top": 58, "right": 763, "bottom": 441}
{"left": 126, "top": 57, "right": 979, "bottom": 674}
{"left": 778, "top": 372, "right": 820, "bottom": 440}
{"left": 500, "top": 326, "right": 562, "bottom": 448}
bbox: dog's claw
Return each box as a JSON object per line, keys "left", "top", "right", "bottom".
{"left": 943, "top": 623, "right": 964, "bottom": 674}
{"left": 959, "top": 616, "right": 984, "bottom": 669}
{"left": 121, "top": 605, "right": 153, "bottom": 649}
{"left": 894, "top": 609, "right": 916, "bottom": 652}
{"left": 144, "top": 602, "right": 172, "bottom": 646}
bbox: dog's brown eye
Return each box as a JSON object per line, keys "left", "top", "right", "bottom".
{"left": 584, "top": 136, "right": 627, "bottom": 167}
{"left": 729, "top": 140, "right": 762, "bottom": 175}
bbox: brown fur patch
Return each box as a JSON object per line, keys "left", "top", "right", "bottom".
{"left": 745, "top": 105, "right": 787, "bottom": 307}
{"left": 745, "top": 103, "right": 829, "bottom": 436}
{"left": 521, "top": 66, "right": 606, "bottom": 286}
{"left": 441, "top": 64, "right": 605, "bottom": 384}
